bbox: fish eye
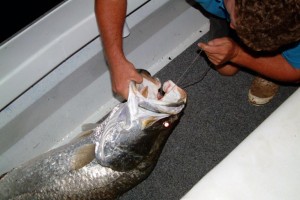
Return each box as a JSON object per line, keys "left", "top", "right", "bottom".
{"left": 163, "top": 121, "right": 170, "bottom": 128}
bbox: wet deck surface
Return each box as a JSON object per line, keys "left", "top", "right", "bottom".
{"left": 120, "top": 33, "right": 298, "bottom": 199}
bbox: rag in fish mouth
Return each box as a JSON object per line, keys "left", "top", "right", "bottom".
{"left": 0, "top": 70, "right": 187, "bottom": 200}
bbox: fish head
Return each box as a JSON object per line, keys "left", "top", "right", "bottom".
{"left": 95, "top": 70, "right": 187, "bottom": 171}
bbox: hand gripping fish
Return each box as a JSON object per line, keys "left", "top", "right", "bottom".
{"left": 0, "top": 70, "right": 187, "bottom": 200}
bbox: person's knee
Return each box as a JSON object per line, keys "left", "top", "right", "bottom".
{"left": 215, "top": 64, "right": 239, "bottom": 76}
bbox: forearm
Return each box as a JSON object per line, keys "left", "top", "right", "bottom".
{"left": 94, "top": 0, "right": 142, "bottom": 99}
{"left": 232, "top": 49, "right": 300, "bottom": 82}
{"left": 199, "top": 37, "right": 300, "bottom": 83}
{"left": 95, "top": 0, "right": 127, "bottom": 67}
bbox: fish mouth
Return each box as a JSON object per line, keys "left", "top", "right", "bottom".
{"left": 128, "top": 70, "right": 187, "bottom": 128}
{"left": 134, "top": 70, "right": 187, "bottom": 109}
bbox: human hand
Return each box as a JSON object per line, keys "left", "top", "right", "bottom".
{"left": 109, "top": 59, "right": 143, "bottom": 100}
{"left": 198, "top": 37, "right": 240, "bottom": 66}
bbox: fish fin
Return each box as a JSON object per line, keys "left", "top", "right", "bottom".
{"left": 81, "top": 123, "right": 99, "bottom": 131}
{"left": 70, "top": 144, "right": 96, "bottom": 170}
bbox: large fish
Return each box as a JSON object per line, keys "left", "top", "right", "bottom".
{"left": 0, "top": 70, "right": 187, "bottom": 200}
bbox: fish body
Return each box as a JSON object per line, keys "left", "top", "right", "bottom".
{"left": 0, "top": 70, "right": 187, "bottom": 200}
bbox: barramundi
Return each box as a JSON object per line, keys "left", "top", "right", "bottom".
{"left": 0, "top": 70, "right": 187, "bottom": 200}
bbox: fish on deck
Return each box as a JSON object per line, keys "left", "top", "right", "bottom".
{"left": 0, "top": 70, "right": 187, "bottom": 200}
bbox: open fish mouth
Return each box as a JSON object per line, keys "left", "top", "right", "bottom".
{"left": 130, "top": 70, "right": 187, "bottom": 118}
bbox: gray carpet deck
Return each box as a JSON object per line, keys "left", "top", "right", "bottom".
{"left": 119, "top": 33, "right": 298, "bottom": 200}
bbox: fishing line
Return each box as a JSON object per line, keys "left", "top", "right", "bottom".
{"left": 160, "top": 48, "right": 211, "bottom": 96}
{"left": 174, "top": 48, "right": 211, "bottom": 89}
{"left": 181, "top": 66, "right": 211, "bottom": 89}
{"left": 174, "top": 49, "right": 203, "bottom": 86}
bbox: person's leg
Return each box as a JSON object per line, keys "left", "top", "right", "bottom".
{"left": 215, "top": 64, "right": 239, "bottom": 76}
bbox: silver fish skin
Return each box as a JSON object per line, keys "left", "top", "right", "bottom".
{"left": 0, "top": 70, "right": 187, "bottom": 200}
